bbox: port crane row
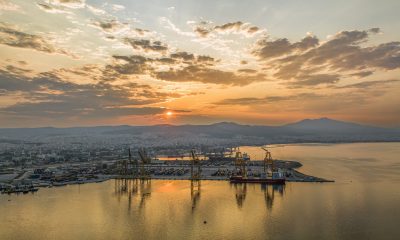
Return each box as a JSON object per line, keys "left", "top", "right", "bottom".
{"left": 117, "top": 146, "right": 280, "bottom": 181}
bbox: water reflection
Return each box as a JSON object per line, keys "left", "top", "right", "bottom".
{"left": 233, "top": 183, "right": 247, "bottom": 208}
{"left": 231, "top": 183, "right": 285, "bottom": 210}
{"left": 139, "top": 179, "right": 151, "bottom": 210}
{"left": 190, "top": 180, "right": 201, "bottom": 212}
{"left": 114, "top": 179, "right": 152, "bottom": 211}
{"left": 261, "top": 184, "right": 285, "bottom": 210}
{"left": 1, "top": 143, "right": 399, "bottom": 240}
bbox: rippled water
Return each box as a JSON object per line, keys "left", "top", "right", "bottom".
{"left": 1, "top": 143, "right": 399, "bottom": 240}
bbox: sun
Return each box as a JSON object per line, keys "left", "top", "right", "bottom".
{"left": 166, "top": 111, "right": 173, "bottom": 116}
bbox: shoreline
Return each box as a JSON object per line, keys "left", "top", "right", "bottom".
{"left": 1, "top": 159, "right": 334, "bottom": 195}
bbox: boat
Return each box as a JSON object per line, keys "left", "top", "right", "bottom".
{"left": 208, "top": 153, "right": 250, "bottom": 162}
{"left": 230, "top": 176, "right": 285, "bottom": 184}
{"left": 230, "top": 172, "right": 285, "bottom": 184}
{"left": 1, "top": 185, "right": 39, "bottom": 194}
{"left": 52, "top": 182, "right": 67, "bottom": 187}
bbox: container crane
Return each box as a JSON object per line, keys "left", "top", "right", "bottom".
{"left": 261, "top": 147, "right": 274, "bottom": 174}
{"left": 190, "top": 149, "right": 202, "bottom": 180}
{"left": 138, "top": 148, "right": 151, "bottom": 179}
{"left": 234, "top": 149, "right": 247, "bottom": 177}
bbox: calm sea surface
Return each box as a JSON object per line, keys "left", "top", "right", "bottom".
{"left": 1, "top": 143, "right": 399, "bottom": 240}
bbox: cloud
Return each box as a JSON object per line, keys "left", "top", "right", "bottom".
{"left": 111, "top": 4, "right": 125, "bottom": 11}
{"left": 213, "top": 86, "right": 398, "bottom": 114}
{"left": 90, "top": 19, "right": 129, "bottom": 34}
{"left": 237, "top": 69, "right": 257, "bottom": 73}
{"left": 349, "top": 71, "right": 374, "bottom": 78}
{"left": 106, "top": 55, "right": 153, "bottom": 75}
{"left": 4, "top": 65, "right": 32, "bottom": 75}
{"left": 153, "top": 65, "right": 265, "bottom": 85}
{"left": 36, "top": 3, "right": 71, "bottom": 14}
{"left": 194, "top": 26, "right": 210, "bottom": 37}
{"left": 290, "top": 74, "right": 340, "bottom": 87}
{"left": 102, "top": 48, "right": 219, "bottom": 79}
{"left": 0, "top": 0, "right": 20, "bottom": 11}
{"left": 252, "top": 28, "right": 400, "bottom": 87}
{"left": 86, "top": 4, "right": 106, "bottom": 15}
{"left": 247, "top": 26, "right": 260, "bottom": 34}
{"left": 0, "top": 22, "right": 71, "bottom": 56}
{"left": 49, "top": 0, "right": 86, "bottom": 9}
{"left": 170, "top": 51, "right": 195, "bottom": 61}
{"left": 124, "top": 38, "right": 168, "bottom": 53}
{"left": 160, "top": 17, "right": 196, "bottom": 37}
{"left": 335, "top": 79, "right": 400, "bottom": 89}
{"left": 214, "top": 21, "right": 244, "bottom": 31}
{"left": 0, "top": 67, "right": 178, "bottom": 119}
{"left": 99, "top": 50, "right": 257, "bottom": 85}
{"left": 192, "top": 21, "right": 263, "bottom": 38}
{"left": 252, "top": 35, "right": 319, "bottom": 59}
{"left": 134, "top": 28, "right": 150, "bottom": 36}
{"left": 215, "top": 93, "right": 321, "bottom": 105}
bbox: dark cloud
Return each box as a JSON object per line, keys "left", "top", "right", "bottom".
{"left": 36, "top": 2, "right": 71, "bottom": 14}
{"left": 252, "top": 35, "right": 319, "bottom": 59}
{"left": 247, "top": 26, "right": 260, "bottom": 34}
{"left": 197, "top": 55, "right": 215, "bottom": 63}
{"left": 124, "top": 38, "right": 168, "bottom": 53}
{"left": 194, "top": 21, "right": 261, "bottom": 37}
{"left": 153, "top": 65, "right": 265, "bottom": 86}
{"left": 91, "top": 19, "right": 128, "bottom": 33}
{"left": 238, "top": 69, "right": 257, "bottom": 73}
{"left": 194, "top": 26, "right": 210, "bottom": 37}
{"left": 350, "top": 71, "right": 374, "bottom": 78}
{"left": 335, "top": 79, "right": 400, "bottom": 89}
{"left": 0, "top": 68, "right": 178, "bottom": 119}
{"left": 134, "top": 28, "right": 149, "bottom": 35}
{"left": 107, "top": 55, "right": 152, "bottom": 75}
{"left": 170, "top": 52, "right": 215, "bottom": 64}
{"left": 170, "top": 51, "right": 195, "bottom": 61}
{"left": 214, "top": 21, "right": 244, "bottom": 31}
{"left": 36, "top": 3, "right": 53, "bottom": 11}
{"left": 215, "top": 93, "right": 321, "bottom": 105}
{"left": 253, "top": 28, "right": 400, "bottom": 88}
{"left": 291, "top": 74, "right": 340, "bottom": 87}
{"left": 0, "top": 22, "right": 71, "bottom": 56}
{"left": 5, "top": 65, "right": 32, "bottom": 75}
{"left": 214, "top": 87, "right": 397, "bottom": 114}
{"left": 94, "top": 49, "right": 254, "bottom": 85}
{"left": 2, "top": 102, "right": 164, "bottom": 118}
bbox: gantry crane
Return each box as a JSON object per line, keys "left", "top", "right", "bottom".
{"left": 119, "top": 156, "right": 128, "bottom": 176}
{"left": 261, "top": 147, "right": 274, "bottom": 174}
{"left": 138, "top": 147, "right": 151, "bottom": 179}
{"left": 190, "top": 149, "right": 202, "bottom": 180}
{"left": 129, "top": 148, "right": 139, "bottom": 177}
{"left": 234, "top": 149, "right": 247, "bottom": 177}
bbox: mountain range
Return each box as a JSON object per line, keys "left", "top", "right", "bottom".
{"left": 0, "top": 118, "right": 399, "bottom": 146}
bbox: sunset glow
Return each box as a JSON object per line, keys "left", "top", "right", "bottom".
{"left": 0, "top": 0, "right": 399, "bottom": 127}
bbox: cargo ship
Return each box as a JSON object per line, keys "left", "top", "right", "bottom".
{"left": 230, "top": 172, "right": 286, "bottom": 184}
{"left": 208, "top": 152, "right": 250, "bottom": 162}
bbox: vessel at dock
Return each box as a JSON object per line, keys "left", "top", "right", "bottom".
{"left": 229, "top": 146, "right": 286, "bottom": 184}
{"left": 1, "top": 184, "right": 39, "bottom": 195}
{"left": 230, "top": 173, "right": 285, "bottom": 184}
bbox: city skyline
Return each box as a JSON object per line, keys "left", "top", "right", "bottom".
{"left": 1, "top": 0, "right": 400, "bottom": 127}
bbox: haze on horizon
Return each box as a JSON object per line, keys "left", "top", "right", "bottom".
{"left": 0, "top": 0, "right": 399, "bottom": 128}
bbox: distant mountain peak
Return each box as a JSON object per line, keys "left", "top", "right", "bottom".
{"left": 211, "top": 122, "right": 241, "bottom": 126}
{"left": 284, "top": 117, "right": 368, "bottom": 131}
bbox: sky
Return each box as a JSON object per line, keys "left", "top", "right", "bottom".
{"left": 0, "top": 0, "right": 399, "bottom": 127}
